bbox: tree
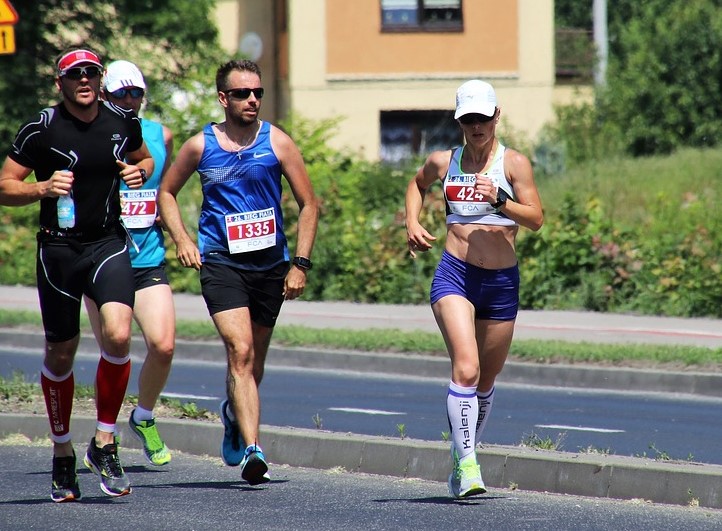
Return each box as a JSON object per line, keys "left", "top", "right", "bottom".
{"left": 599, "top": 1, "right": 722, "bottom": 155}
{"left": 0, "top": 0, "right": 224, "bottom": 154}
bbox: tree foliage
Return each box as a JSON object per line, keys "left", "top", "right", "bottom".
{"left": 554, "top": 0, "right": 722, "bottom": 157}
{"left": 599, "top": 1, "right": 722, "bottom": 155}
{"left": 0, "top": 0, "right": 224, "bottom": 155}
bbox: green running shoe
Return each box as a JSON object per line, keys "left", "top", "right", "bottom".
{"left": 129, "top": 410, "right": 171, "bottom": 466}
{"left": 448, "top": 446, "right": 486, "bottom": 499}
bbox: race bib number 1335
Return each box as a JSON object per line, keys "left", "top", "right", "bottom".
{"left": 225, "top": 207, "right": 276, "bottom": 254}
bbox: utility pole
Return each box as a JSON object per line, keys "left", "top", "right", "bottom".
{"left": 593, "top": 0, "right": 608, "bottom": 87}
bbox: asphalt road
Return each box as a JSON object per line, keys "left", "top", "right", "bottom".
{"left": 2, "top": 444, "right": 721, "bottom": 531}
{"left": 3, "top": 284, "right": 722, "bottom": 514}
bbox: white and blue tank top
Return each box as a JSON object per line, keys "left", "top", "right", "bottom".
{"left": 443, "top": 142, "right": 517, "bottom": 227}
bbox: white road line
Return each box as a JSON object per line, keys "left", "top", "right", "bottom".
{"left": 328, "top": 407, "right": 404, "bottom": 416}
{"left": 161, "top": 392, "right": 219, "bottom": 401}
{"left": 535, "top": 424, "right": 625, "bottom": 433}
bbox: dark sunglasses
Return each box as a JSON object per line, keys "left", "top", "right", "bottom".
{"left": 61, "top": 66, "right": 102, "bottom": 81}
{"left": 223, "top": 87, "right": 264, "bottom": 100}
{"left": 458, "top": 112, "right": 495, "bottom": 125}
{"left": 109, "top": 87, "right": 145, "bottom": 99}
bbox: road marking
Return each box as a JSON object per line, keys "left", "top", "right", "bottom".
{"left": 535, "top": 424, "right": 624, "bottom": 433}
{"left": 161, "top": 392, "right": 219, "bottom": 401}
{"left": 329, "top": 407, "right": 404, "bottom": 416}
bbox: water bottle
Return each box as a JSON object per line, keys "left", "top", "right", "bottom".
{"left": 57, "top": 183, "right": 75, "bottom": 229}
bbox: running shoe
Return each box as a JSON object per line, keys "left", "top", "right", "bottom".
{"left": 240, "top": 444, "right": 270, "bottom": 486}
{"left": 129, "top": 410, "right": 172, "bottom": 466}
{"left": 51, "top": 452, "right": 81, "bottom": 502}
{"left": 448, "top": 446, "right": 486, "bottom": 499}
{"left": 83, "top": 437, "right": 132, "bottom": 497}
{"left": 219, "top": 399, "right": 244, "bottom": 466}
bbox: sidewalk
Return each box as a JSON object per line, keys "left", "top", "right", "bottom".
{"left": 3, "top": 284, "right": 722, "bottom": 347}
{"left": 2, "top": 284, "right": 722, "bottom": 508}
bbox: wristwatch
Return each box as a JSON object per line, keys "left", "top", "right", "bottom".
{"left": 139, "top": 168, "right": 148, "bottom": 184}
{"left": 491, "top": 188, "right": 508, "bottom": 209}
{"left": 292, "top": 256, "right": 313, "bottom": 271}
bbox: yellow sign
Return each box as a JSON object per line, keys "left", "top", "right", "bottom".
{"left": 0, "top": 0, "right": 17, "bottom": 24}
{"left": 0, "top": 24, "right": 14, "bottom": 54}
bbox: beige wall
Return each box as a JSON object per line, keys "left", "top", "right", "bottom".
{"left": 216, "top": 0, "right": 564, "bottom": 160}
{"left": 213, "top": 0, "right": 279, "bottom": 123}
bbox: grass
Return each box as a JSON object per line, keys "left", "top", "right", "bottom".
{"left": 1, "top": 309, "right": 721, "bottom": 371}
{"left": 537, "top": 146, "right": 722, "bottom": 229}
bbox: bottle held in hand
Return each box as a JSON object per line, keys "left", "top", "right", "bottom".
{"left": 57, "top": 170, "right": 75, "bottom": 229}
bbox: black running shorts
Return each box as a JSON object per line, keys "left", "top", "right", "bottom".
{"left": 36, "top": 235, "right": 135, "bottom": 342}
{"left": 200, "top": 261, "right": 288, "bottom": 327}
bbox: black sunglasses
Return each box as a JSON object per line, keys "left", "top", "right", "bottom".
{"left": 458, "top": 112, "right": 495, "bottom": 125}
{"left": 223, "top": 87, "right": 264, "bottom": 100}
{"left": 109, "top": 87, "right": 145, "bottom": 99}
{"left": 61, "top": 66, "right": 102, "bottom": 81}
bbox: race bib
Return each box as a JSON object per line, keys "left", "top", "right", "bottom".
{"left": 225, "top": 207, "right": 276, "bottom": 254}
{"left": 120, "top": 189, "right": 157, "bottom": 229}
{"left": 445, "top": 173, "right": 496, "bottom": 216}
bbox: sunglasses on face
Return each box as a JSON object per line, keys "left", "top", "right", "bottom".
{"left": 458, "top": 112, "right": 495, "bottom": 125}
{"left": 223, "top": 87, "right": 264, "bottom": 100}
{"left": 109, "top": 87, "right": 145, "bottom": 99}
{"left": 61, "top": 66, "right": 102, "bottom": 81}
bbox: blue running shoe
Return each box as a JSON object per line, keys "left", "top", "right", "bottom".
{"left": 219, "top": 399, "right": 243, "bottom": 466}
{"left": 240, "top": 444, "right": 270, "bottom": 486}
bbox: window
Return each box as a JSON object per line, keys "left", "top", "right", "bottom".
{"left": 381, "top": 0, "right": 463, "bottom": 32}
{"left": 380, "top": 110, "right": 462, "bottom": 163}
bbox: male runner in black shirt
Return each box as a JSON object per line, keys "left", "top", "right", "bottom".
{"left": 0, "top": 47, "right": 154, "bottom": 502}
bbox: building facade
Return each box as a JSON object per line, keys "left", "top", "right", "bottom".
{"left": 215, "top": 0, "right": 568, "bottom": 162}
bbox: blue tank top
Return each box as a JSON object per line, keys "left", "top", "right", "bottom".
{"left": 196, "top": 121, "right": 288, "bottom": 270}
{"left": 119, "top": 119, "right": 166, "bottom": 267}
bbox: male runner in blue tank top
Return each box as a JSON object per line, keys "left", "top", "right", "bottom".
{"left": 158, "top": 59, "right": 319, "bottom": 486}
{"left": 0, "top": 47, "right": 154, "bottom": 502}
{"left": 84, "top": 59, "right": 175, "bottom": 468}
{"left": 405, "top": 80, "right": 544, "bottom": 499}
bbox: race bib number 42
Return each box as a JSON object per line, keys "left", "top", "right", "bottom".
{"left": 225, "top": 207, "right": 276, "bottom": 254}
{"left": 120, "top": 189, "right": 157, "bottom": 229}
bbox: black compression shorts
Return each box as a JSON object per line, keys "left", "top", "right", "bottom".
{"left": 36, "top": 234, "right": 135, "bottom": 342}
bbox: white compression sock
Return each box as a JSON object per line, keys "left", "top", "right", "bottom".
{"left": 475, "top": 387, "right": 495, "bottom": 446}
{"left": 446, "top": 381, "right": 479, "bottom": 461}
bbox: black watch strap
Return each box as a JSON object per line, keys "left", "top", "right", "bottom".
{"left": 491, "top": 188, "right": 509, "bottom": 209}
{"left": 292, "top": 256, "right": 313, "bottom": 271}
{"left": 139, "top": 168, "right": 148, "bottom": 184}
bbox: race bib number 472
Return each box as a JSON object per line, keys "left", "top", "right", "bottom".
{"left": 225, "top": 207, "right": 276, "bottom": 254}
{"left": 120, "top": 189, "right": 157, "bottom": 229}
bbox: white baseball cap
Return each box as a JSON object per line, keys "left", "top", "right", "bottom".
{"left": 454, "top": 80, "right": 497, "bottom": 119}
{"left": 104, "top": 60, "right": 146, "bottom": 93}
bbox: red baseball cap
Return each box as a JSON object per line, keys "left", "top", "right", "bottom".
{"left": 57, "top": 49, "right": 103, "bottom": 75}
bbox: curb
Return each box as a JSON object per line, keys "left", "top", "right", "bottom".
{"left": 3, "top": 329, "right": 722, "bottom": 398}
{"left": 2, "top": 413, "right": 721, "bottom": 509}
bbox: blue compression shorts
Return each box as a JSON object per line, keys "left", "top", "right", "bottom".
{"left": 430, "top": 250, "right": 519, "bottom": 321}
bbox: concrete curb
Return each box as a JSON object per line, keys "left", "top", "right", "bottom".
{"left": 2, "top": 413, "right": 721, "bottom": 509}
{"left": 3, "top": 329, "right": 722, "bottom": 398}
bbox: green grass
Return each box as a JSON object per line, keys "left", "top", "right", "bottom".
{"left": 1, "top": 309, "right": 721, "bottom": 370}
{"left": 537, "top": 146, "right": 722, "bottom": 229}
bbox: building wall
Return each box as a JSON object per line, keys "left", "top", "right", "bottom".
{"left": 215, "top": 0, "right": 572, "bottom": 160}
{"left": 325, "top": 1, "right": 518, "bottom": 75}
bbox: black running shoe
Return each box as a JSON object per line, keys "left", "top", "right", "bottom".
{"left": 83, "top": 437, "right": 131, "bottom": 497}
{"left": 51, "top": 452, "right": 81, "bottom": 502}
